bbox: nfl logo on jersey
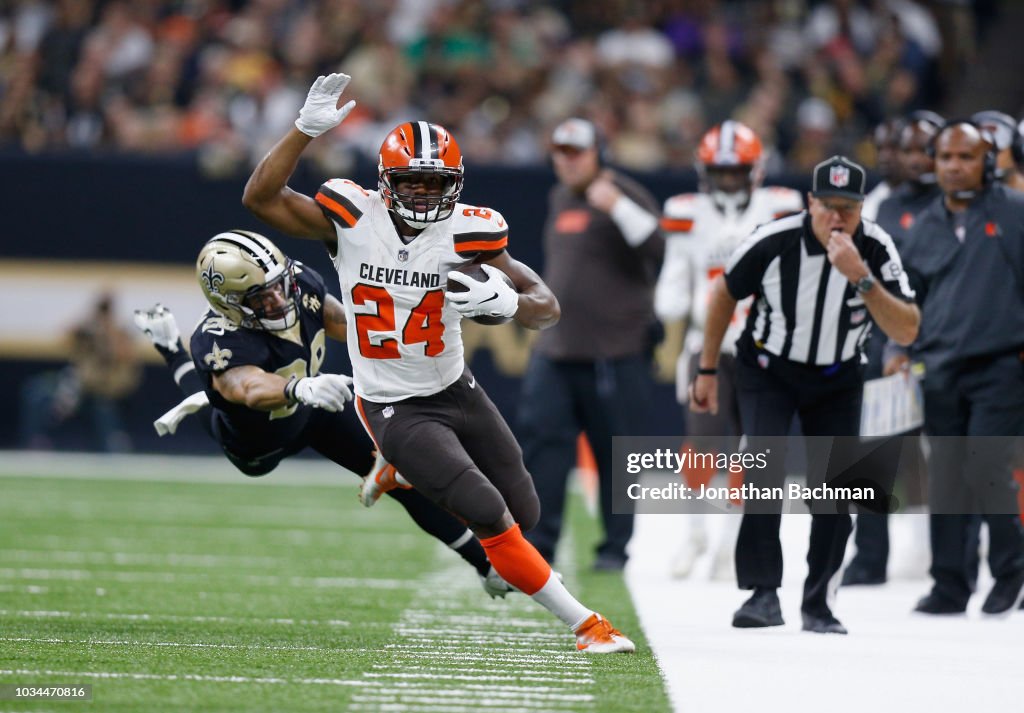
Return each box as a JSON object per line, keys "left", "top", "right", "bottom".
{"left": 397, "top": 249, "right": 409, "bottom": 262}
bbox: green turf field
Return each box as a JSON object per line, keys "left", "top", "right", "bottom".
{"left": 0, "top": 456, "right": 670, "bottom": 712}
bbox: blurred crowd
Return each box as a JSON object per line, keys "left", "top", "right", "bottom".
{"left": 0, "top": 0, "right": 997, "bottom": 171}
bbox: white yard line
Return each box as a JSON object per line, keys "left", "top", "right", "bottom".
{"left": 0, "top": 668, "right": 366, "bottom": 687}
{"left": 0, "top": 567, "right": 406, "bottom": 590}
{"left": 0, "top": 609, "right": 349, "bottom": 627}
{"left": 0, "top": 450, "right": 351, "bottom": 485}
{"left": 0, "top": 585, "right": 48, "bottom": 594}
{"left": 0, "top": 548, "right": 364, "bottom": 569}
{"left": 1, "top": 637, "right": 346, "bottom": 653}
{"left": 1, "top": 525, "right": 383, "bottom": 544}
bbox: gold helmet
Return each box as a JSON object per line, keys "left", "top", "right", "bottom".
{"left": 196, "top": 230, "right": 299, "bottom": 331}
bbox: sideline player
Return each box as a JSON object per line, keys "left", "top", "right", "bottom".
{"left": 655, "top": 121, "right": 803, "bottom": 578}
{"left": 241, "top": 73, "right": 635, "bottom": 653}
{"left": 135, "top": 230, "right": 511, "bottom": 598}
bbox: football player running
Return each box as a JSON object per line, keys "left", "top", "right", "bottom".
{"left": 241, "top": 73, "right": 635, "bottom": 653}
{"left": 654, "top": 121, "right": 803, "bottom": 579}
{"left": 135, "top": 230, "right": 512, "bottom": 598}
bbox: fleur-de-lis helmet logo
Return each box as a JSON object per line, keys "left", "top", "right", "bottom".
{"left": 201, "top": 264, "right": 225, "bottom": 294}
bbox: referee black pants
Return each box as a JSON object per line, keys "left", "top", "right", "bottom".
{"left": 734, "top": 351, "right": 862, "bottom": 615}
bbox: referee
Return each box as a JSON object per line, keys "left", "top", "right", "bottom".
{"left": 691, "top": 156, "right": 920, "bottom": 634}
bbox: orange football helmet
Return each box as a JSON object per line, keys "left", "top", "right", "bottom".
{"left": 696, "top": 120, "right": 764, "bottom": 200}
{"left": 378, "top": 121, "right": 464, "bottom": 227}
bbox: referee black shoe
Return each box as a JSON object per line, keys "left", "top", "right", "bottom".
{"left": 981, "top": 571, "right": 1024, "bottom": 616}
{"left": 913, "top": 590, "right": 967, "bottom": 615}
{"left": 732, "top": 587, "right": 784, "bottom": 628}
{"left": 801, "top": 610, "right": 848, "bottom": 635}
{"left": 840, "top": 560, "right": 886, "bottom": 586}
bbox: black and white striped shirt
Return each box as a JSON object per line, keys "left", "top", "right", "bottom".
{"left": 724, "top": 213, "right": 915, "bottom": 366}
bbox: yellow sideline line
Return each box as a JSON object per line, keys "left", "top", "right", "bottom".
{"left": 0, "top": 259, "right": 192, "bottom": 280}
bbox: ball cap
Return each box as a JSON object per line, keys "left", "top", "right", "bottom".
{"left": 811, "top": 155, "right": 867, "bottom": 201}
{"left": 551, "top": 118, "right": 597, "bottom": 150}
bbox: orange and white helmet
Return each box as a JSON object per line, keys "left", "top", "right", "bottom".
{"left": 378, "top": 121, "right": 464, "bottom": 228}
{"left": 696, "top": 120, "right": 764, "bottom": 201}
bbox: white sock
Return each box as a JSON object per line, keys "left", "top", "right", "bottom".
{"left": 529, "top": 571, "right": 593, "bottom": 629}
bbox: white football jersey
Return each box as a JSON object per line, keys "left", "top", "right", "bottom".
{"left": 316, "top": 178, "right": 508, "bottom": 401}
{"left": 654, "top": 187, "right": 803, "bottom": 395}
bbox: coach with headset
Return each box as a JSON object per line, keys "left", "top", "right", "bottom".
{"left": 900, "top": 119, "right": 1024, "bottom": 616}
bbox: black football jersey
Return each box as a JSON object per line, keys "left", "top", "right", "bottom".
{"left": 190, "top": 263, "right": 330, "bottom": 454}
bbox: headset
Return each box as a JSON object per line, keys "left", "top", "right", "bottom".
{"left": 588, "top": 121, "right": 611, "bottom": 165}
{"left": 1012, "top": 118, "right": 1024, "bottom": 168}
{"left": 904, "top": 110, "right": 944, "bottom": 133}
{"left": 926, "top": 118, "right": 998, "bottom": 190}
{"left": 900, "top": 111, "right": 944, "bottom": 185}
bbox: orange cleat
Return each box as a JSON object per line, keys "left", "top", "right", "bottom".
{"left": 574, "top": 613, "right": 636, "bottom": 654}
{"left": 358, "top": 451, "right": 411, "bottom": 507}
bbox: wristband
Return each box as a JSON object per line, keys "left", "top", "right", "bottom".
{"left": 696, "top": 368, "right": 718, "bottom": 376}
{"left": 284, "top": 376, "right": 301, "bottom": 404}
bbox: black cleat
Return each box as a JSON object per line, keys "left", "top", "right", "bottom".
{"left": 801, "top": 611, "right": 848, "bottom": 635}
{"left": 732, "top": 587, "right": 784, "bottom": 628}
{"left": 913, "top": 590, "right": 967, "bottom": 615}
{"left": 981, "top": 572, "right": 1024, "bottom": 616}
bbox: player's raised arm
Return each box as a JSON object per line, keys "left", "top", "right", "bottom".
{"left": 243, "top": 73, "right": 356, "bottom": 244}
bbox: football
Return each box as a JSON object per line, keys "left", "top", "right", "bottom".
{"left": 447, "top": 263, "right": 516, "bottom": 326}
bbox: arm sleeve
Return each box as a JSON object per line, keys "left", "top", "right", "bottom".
{"left": 654, "top": 235, "right": 693, "bottom": 321}
{"left": 616, "top": 178, "right": 665, "bottom": 263}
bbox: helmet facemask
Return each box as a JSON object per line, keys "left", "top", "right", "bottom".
{"left": 238, "top": 263, "right": 299, "bottom": 331}
{"left": 700, "top": 163, "right": 762, "bottom": 214}
{"left": 379, "top": 162, "right": 463, "bottom": 228}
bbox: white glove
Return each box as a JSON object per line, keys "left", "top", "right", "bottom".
{"left": 287, "top": 374, "right": 354, "bottom": 412}
{"left": 295, "top": 73, "right": 356, "bottom": 138}
{"left": 445, "top": 264, "right": 519, "bottom": 319}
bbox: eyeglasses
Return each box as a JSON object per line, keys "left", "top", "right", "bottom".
{"left": 816, "top": 200, "right": 861, "bottom": 217}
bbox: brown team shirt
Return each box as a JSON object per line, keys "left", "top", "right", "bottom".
{"left": 534, "top": 171, "right": 665, "bottom": 360}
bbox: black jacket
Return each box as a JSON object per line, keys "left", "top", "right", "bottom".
{"left": 900, "top": 183, "right": 1024, "bottom": 378}
{"left": 874, "top": 182, "right": 942, "bottom": 252}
